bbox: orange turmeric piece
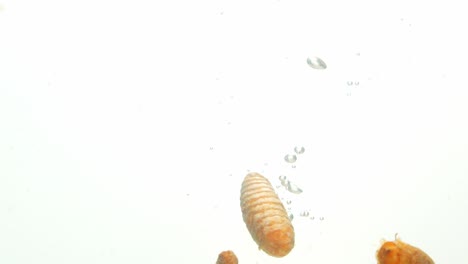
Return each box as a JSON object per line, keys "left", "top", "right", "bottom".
{"left": 240, "top": 172, "right": 295, "bottom": 257}
{"left": 376, "top": 237, "right": 434, "bottom": 264}
{"left": 216, "top": 250, "right": 238, "bottom": 264}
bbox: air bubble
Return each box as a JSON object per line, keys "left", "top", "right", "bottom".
{"left": 279, "top": 175, "right": 287, "bottom": 183}
{"left": 307, "top": 56, "right": 327, "bottom": 70}
{"left": 287, "top": 181, "right": 303, "bottom": 194}
{"left": 286, "top": 200, "right": 292, "bottom": 205}
{"left": 300, "top": 211, "right": 309, "bottom": 217}
{"left": 319, "top": 216, "right": 324, "bottom": 221}
{"left": 294, "top": 146, "right": 305, "bottom": 154}
{"left": 284, "top": 154, "right": 297, "bottom": 163}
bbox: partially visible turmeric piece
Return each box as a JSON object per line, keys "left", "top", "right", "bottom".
{"left": 377, "top": 237, "right": 434, "bottom": 264}
{"left": 216, "top": 250, "right": 238, "bottom": 264}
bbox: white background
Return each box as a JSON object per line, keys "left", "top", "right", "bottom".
{"left": 1, "top": 0, "right": 467, "bottom": 263}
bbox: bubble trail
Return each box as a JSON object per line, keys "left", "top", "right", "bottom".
{"left": 240, "top": 172, "right": 295, "bottom": 257}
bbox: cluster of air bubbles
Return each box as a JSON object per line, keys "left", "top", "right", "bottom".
{"left": 347, "top": 81, "right": 360, "bottom": 86}
{"left": 345, "top": 81, "right": 360, "bottom": 96}
{"left": 284, "top": 146, "right": 305, "bottom": 167}
{"left": 301, "top": 211, "right": 326, "bottom": 221}
{"left": 279, "top": 175, "right": 303, "bottom": 194}
{"left": 300, "top": 211, "right": 310, "bottom": 217}
{"left": 288, "top": 210, "right": 326, "bottom": 221}
{"left": 278, "top": 145, "right": 326, "bottom": 222}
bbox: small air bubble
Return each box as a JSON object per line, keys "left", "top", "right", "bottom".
{"left": 291, "top": 165, "right": 296, "bottom": 169}
{"left": 307, "top": 56, "right": 327, "bottom": 70}
{"left": 319, "top": 216, "right": 324, "bottom": 221}
{"left": 279, "top": 175, "right": 287, "bottom": 183}
{"left": 294, "top": 146, "right": 305, "bottom": 154}
{"left": 209, "top": 147, "right": 214, "bottom": 150}
{"left": 347, "top": 81, "right": 353, "bottom": 86}
{"left": 354, "top": 81, "right": 360, "bottom": 86}
{"left": 287, "top": 181, "right": 303, "bottom": 194}
{"left": 286, "top": 200, "right": 292, "bottom": 205}
{"left": 284, "top": 154, "right": 297, "bottom": 163}
{"left": 300, "top": 211, "right": 309, "bottom": 217}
